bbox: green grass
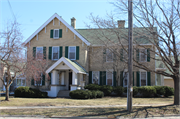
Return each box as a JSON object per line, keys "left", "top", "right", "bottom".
{"left": 0, "top": 105, "right": 179, "bottom": 118}
{"left": 0, "top": 96, "right": 174, "bottom": 107}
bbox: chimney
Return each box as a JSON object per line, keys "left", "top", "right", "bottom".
{"left": 117, "top": 20, "right": 125, "bottom": 28}
{"left": 71, "top": 17, "right": 76, "bottom": 29}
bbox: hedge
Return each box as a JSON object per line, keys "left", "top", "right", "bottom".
{"left": 69, "top": 90, "right": 104, "bottom": 99}
{"left": 14, "top": 86, "right": 48, "bottom": 98}
{"left": 113, "top": 86, "right": 124, "bottom": 96}
{"left": 138, "top": 86, "right": 156, "bottom": 97}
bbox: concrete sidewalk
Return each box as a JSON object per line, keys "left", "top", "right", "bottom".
{"left": 0, "top": 104, "right": 170, "bottom": 110}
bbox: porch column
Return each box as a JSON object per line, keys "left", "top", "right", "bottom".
{"left": 72, "top": 71, "right": 77, "bottom": 85}
{"left": 52, "top": 70, "right": 59, "bottom": 85}
{"left": 61, "top": 71, "right": 65, "bottom": 85}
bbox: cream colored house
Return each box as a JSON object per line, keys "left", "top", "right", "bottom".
{"left": 24, "top": 13, "right": 156, "bottom": 97}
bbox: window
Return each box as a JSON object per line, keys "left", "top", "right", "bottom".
{"left": 52, "top": 46, "right": 59, "bottom": 60}
{"left": 106, "top": 71, "right": 113, "bottom": 86}
{"left": 140, "top": 49, "right": 147, "bottom": 62}
{"left": 140, "top": 72, "right": 147, "bottom": 86}
{"left": 36, "top": 47, "right": 43, "bottom": 59}
{"left": 123, "top": 49, "right": 128, "bottom": 61}
{"left": 92, "top": 71, "right": 99, "bottom": 84}
{"left": 106, "top": 49, "right": 113, "bottom": 62}
{"left": 35, "top": 73, "right": 42, "bottom": 86}
{"left": 16, "top": 78, "right": 26, "bottom": 86}
{"left": 54, "top": 29, "right": 59, "bottom": 39}
{"left": 123, "top": 72, "right": 128, "bottom": 87}
{"left": 69, "top": 46, "right": 76, "bottom": 60}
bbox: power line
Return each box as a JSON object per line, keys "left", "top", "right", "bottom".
{"left": 7, "top": 0, "right": 16, "bottom": 21}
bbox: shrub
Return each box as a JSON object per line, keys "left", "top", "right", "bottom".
{"left": 96, "top": 90, "right": 104, "bottom": 98}
{"left": 153, "top": 86, "right": 166, "bottom": 96}
{"left": 91, "top": 90, "right": 97, "bottom": 99}
{"left": 100, "top": 85, "right": 113, "bottom": 96}
{"left": 164, "top": 86, "right": 174, "bottom": 97}
{"left": 113, "top": 86, "right": 124, "bottom": 96}
{"left": 123, "top": 87, "right": 127, "bottom": 93}
{"left": 69, "top": 90, "right": 92, "bottom": 99}
{"left": 138, "top": 86, "right": 156, "bottom": 97}
{"left": 14, "top": 87, "right": 48, "bottom": 98}
{"left": 133, "top": 86, "right": 139, "bottom": 97}
{"left": 84, "top": 84, "right": 101, "bottom": 91}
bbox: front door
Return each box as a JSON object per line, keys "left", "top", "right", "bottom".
{"left": 69, "top": 72, "right": 72, "bottom": 90}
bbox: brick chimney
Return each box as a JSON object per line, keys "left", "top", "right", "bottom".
{"left": 117, "top": 20, "right": 125, "bottom": 28}
{"left": 71, "top": 17, "right": 76, "bottom": 29}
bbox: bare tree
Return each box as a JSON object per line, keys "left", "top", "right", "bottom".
{"left": 0, "top": 21, "right": 26, "bottom": 101}
{"left": 88, "top": 0, "right": 180, "bottom": 105}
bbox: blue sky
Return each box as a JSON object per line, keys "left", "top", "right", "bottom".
{"left": 0, "top": 0, "right": 119, "bottom": 42}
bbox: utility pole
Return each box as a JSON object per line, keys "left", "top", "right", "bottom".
{"left": 127, "top": 0, "right": 133, "bottom": 112}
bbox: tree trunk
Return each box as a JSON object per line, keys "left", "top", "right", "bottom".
{"left": 173, "top": 77, "right": 180, "bottom": 105}
{"left": 5, "top": 85, "right": 9, "bottom": 101}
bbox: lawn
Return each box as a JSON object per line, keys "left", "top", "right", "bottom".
{"left": 1, "top": 105, "right": 179, "bottom": 118}
{"left": 0, "top": 96, "right": 174, "bottom": 107}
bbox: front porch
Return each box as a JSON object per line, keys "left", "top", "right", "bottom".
{"left": 46, "top": 57, "right": 86, "bottom": 97}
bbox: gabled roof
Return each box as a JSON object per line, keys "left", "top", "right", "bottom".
{"left": 24, "top": 13, "right": 90, "bottom": 46}
{"left": 46, "top": 57, "right": 86, "bottom": 74}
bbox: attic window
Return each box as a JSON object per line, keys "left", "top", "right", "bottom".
{"left": 54, "top": 29, "right": 59, "bottom": 39}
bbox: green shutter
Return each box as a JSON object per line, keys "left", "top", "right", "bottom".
{"left": 103, "top": 48, "right": 106, "bottom": 62}
{"left": 33, "top": 47, "right": 36, "bottom": 58}
{"left": 76, "top": 46, "right": 79, "bottom": 60}
{"left": 133, "top": 72, "right": 134, "bottom": 86}
{"left": 49, "top": 47, "right": 52, "bottom": 60}
{"left": 48, "top": 73, "right": 51, "bottom": 85}
{"left": 65, "top": 46, "right": 68, "bottom": 58}
{"left": 42, "top": 75, "right": 45, "bottom": 86}
{"left": 59, "top": 29, "right": 62, "bottom": 38}
{"left": 43, "top": 47, "right": 46, "bottom": 59}
{"left": 147, "top": 48, "right": 150, "bottom": 62}
{"left": 59, "top": 46, "right": 63, "bottom": 59}
{"left": 120, "top": 49, "right": 123, "bottom": 61}
{"left": 136, "top": 71, "right": 140, "bottom": 87}
{"left": 103, "top": 71, "right": 106, "bottom": 85}
{"left": 100, "top": 71, "right": 103, "bottom": 85}
{"left": 89, "top": 71, "right": 92, "bottom": 84}
{"left": 147, "top": 72, "right": 151, "bottom": 86}
{"left": 120, "top": 71, "right": 123, "bottom": 86}
{"left": 31, "top": 79, "right": 34, "bottom": 85}
{"left": 136, "top": 49, "right": 139, "bottom": 62}
{"left": 50, "top": 29, "right": 53, "bottom": 38}
{"left": 113, "top": 71, "right": 116, "bottom": 87}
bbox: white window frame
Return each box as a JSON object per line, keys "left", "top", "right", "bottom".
{"left": 106, "top": 49, "right": 113, "bottom": 62}
{"left": 140, "top": 71, "right": 147, "bottom": 86}
{"left": 68, "top": 46, "right": 76, "bottom": 60}
{"left": 16, "top": 78, "right": 26, "bottom": 87}
{"left": 92, "top": 71, "right": 100, "bottom": 84}
{"left": 52, "top": 46, "right": 59, "bottom": 60}
{"left": 34, "top": 73, "right": 43, "bottom": 86}
{"left": 106, "top": 70, "right": 113, "bottom": 86}
{"left": 36, "top": 47, "right": 43, "bottom": 59}
{"left": 54, "top": 29, "right": 59, "bottom": 39}
{"left": 123, "top": 71, "right": 128, "bottom": 87}
{"left": 139, "top": 49, "right": 147, "bottom": 62}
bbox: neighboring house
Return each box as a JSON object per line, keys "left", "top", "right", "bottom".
{"left": 24, "top": 13, "right": 157, "bottom": 97}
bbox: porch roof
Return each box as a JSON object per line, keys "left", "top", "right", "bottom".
{"left": 46, "top": 57, "right": 87, "bottom": 74}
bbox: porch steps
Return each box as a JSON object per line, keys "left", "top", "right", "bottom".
{"left": 57, "top": 90, "right": 70, "bottom": 98}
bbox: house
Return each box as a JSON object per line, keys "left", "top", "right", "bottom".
{"left": 24, "top": 13, "right": 157, "bottom": 97}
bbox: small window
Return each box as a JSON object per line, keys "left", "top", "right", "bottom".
{"left": 123, "top": 49, "right": 128, "bottom": 61}
{"left": 36, "top": 47, "right": 43, "bottom": 59}
{"left": 140, "top": 72, "right": 147, "bottom": 86}
{"left": 123, "top": 72, "right": 128, "bottom": 87}
{"left": 92, "top": 71, "right": 99, "bottom": 84}
{"left": 69, "top": 46, "right": 76, "bottom": 60}
{"left": 17, "top": 79, "right": 26, "bottom": 86}
{"left": 140, "top": 49, "right": 147, "bottom": 62}
{"left": 106, "top": 71, "right": 113, "bottom": 86}
{"left": 106, "top": 49, "right": 113, "bottom": 62}
{"left": 52, "top": 46, "right": 59, "bottom": 60}
{"left": 54, "top": 29, "right": 59, "bottom": 39}
{"left": 35, "top": 73, "right": 42, "bottom": 86}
